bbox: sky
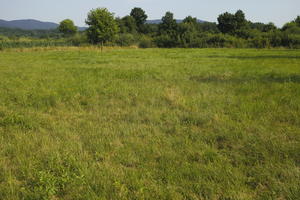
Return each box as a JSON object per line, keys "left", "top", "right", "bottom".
{"left": 0, "top": 0, "right": 299, "bottom": 27}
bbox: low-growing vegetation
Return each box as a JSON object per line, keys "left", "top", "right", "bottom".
{"left": 0, "top": 48, "right": 299, "bottom": 199}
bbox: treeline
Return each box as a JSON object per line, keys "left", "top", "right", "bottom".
{"left": 0, "top": 27, "right": 62, "bottom": 39}
{"left": 112, "top": 8, "right": 300, "bottom": 48}
{"left": 1, "top": 7, "right": 300, "bottom": 49}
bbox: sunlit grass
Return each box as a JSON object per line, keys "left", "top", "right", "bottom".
{"left": 0, "top": 48, "right": 299, "bottom": 199}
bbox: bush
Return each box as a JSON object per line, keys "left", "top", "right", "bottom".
{"left": 284, "top": 26, "right": 300, "bottom": 35}
{"left": 249, "top": 36, "right": 270, "bottom": 48}
{"left": 138, "top": 36, "right": 154, "bottom": 48}
{"left": 115, "top": 33, "right": 136, "bottom": 46}
{"left": 267, "top": 32, "right": 282, "bottom": 47}
{"left": 67, "top": 34, "right": 88, "bottom": 46}
{"left": 225, "top": 36, "right": 247, "bottom": 48}
{"left": 206, "top": 34, "right": 227, "bottom": 47}
{"left": 204, "top": 34, "right": 245, "bottom": 48}
{"left": 0, "top": 35, "right": 9, "bottom": 41}
{"left": 154, "top": 34, "right": 179, "bottom": 48}
{"left": 187, "top": 37, "right": 206, "bottom": 48}
{"left": 281, "top": 34, "right": 300, "bottom": 48}
{"left": 0, "top": 38, "right": 75, "bottom": 49}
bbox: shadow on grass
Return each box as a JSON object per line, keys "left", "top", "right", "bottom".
{"left": 190, "top": 73, "right": 300, "bottom": 84}
{"left": 205, "top": 55, "right": 300, "bottom": 60}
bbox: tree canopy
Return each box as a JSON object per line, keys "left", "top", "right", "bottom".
{"left": 130, "top": 8, "right": 147, "bottom": 26}
{"left": 183, "top": 16, "right": 198, "bottom": 25}
{"left": 2, "top": 7, "right": 299, "bottom": 49}
{"left": 130, "top": 7, "right": 148, "bottom": 32}
{"left": 58, "top": 19, "right": 77, "bottom": 37}
{"left": 118, "top": 16, "right": 137, "bottom": 34}
{"left": 294, "top": 16, "right": 300, "bottom": 26}
{"left": 85, "top": 8, "right": 119, "bottom": 44}
{"left": 217, "top": 10, "right": 247, "bottom": 35}
{"left": 159, "top": 12, "right": 178, "bottom": 35}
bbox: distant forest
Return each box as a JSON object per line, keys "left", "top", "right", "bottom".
{"left": 0, "top": 7, "right": 299, "bottom": 49}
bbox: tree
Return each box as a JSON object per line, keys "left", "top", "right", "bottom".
{"left": 263, "top": 23, "right": 277, "bottom": 32}
{"left": 282, "top": 22, "right": 300, "bottom": 34}
{"left": 156, "top": 12, "right": 179, "bottom": 47}
{"left": 217, "top": 12, "right": 237, "bottom": 34}
{"left": 179, "top": 16, "right": 199, "bottom": 47}
{"left": 121, "top": 16, "right": 137, "bottom": 33}
{"left": 177, "top": 23, "right": 197, "bottom": 47}
{"left": 85, "top": 8, "right": 119, "bottom": 44}
{"left": 294, "top": 16, "right": 300, "bottom": 26}
{"left": 130, "top": 7, "right": 148, "bottom": 32}
{"left": 217, "top": 10, "right": 247, "bottom": 35}
{"left": 199, "top": 22, "right": 219, "bottom": 33}
{"left": 58, "top": 19, "right": 77, "bottom": 37}
{"left": 183, "top": 16, "right": 198, "bottom": 25}
{"left": 235, "top": 10, "right": 247, "bottom": 28}
{"left": 159, "top": 12, "right": 178, "bottom": 35}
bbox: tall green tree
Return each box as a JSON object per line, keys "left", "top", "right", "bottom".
{"left": 156, "top": 12, "right": 179, "bottom": 47}
{"left": 217, "top": 10, "right": 247, "bottom": 35}
{"left": 58, "top": 19, "right": 77, "bottom": 37}
{"left": 159, "top": 12, "right": 178, "bottom": 35}
{"left": 235, "top": 10, "right": 247, "bottom": 28}
{"left": 295, "top": 16, "right": 300, "bottom": 26}
{"left": 177, "top": 23, "right": 197, "bottom": 47}
{"left": 263, "top": 23, "right": 277, "bottom": 32}
{"left": 121, "top": 16, "right": 137, "bottom": 33}
{"left": 85, "top": 8, "right": 119, "bottom": 44}
{"left": 183, "top": 16, "right": 198, "bottom": 25}
{"left": 130, "top": 7, "right": 148, "bottom": 32}
{"left": 178, "top": 16, "right": 200, "bottom": 47}
{"left": 217, "top": 12, "right": 237, "bottom": 34}
{"left": 281, "top": 16, "right": 300, "bottom": 34}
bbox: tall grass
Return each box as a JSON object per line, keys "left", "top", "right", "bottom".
{"left": 0, "top": 39, "right": 70, "bottom": 49}
{"left": 0, "top": 48, "right": 299, "bottom": 200}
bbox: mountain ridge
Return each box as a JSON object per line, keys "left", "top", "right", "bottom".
{"left": 0, "top": 18, "right": 207, "bottom": 31}
{"left": 0, "top": 19, "right": 87, "bottom": 31}
{"left": 0, "top": 19, "right": 59, "bottom": 30}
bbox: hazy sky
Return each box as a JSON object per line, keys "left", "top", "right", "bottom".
{"left": 0, "top": 0, "right": 299, "bottom": 27}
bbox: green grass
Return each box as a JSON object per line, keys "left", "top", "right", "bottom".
{"left": 0, "top": 48, "right": 299, "bottom": 200}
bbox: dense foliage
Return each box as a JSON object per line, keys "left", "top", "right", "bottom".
{"left": 0, "top": 8, "right": 299, "bottom": 49}
{"left": 58, "top": 19, "right": 77, "bottom": 37}
{"left": 85, "top": 8, "right": 119, "bottom": 44}
{"left": 0, "top": 27, "right": 61, "bottom": 39}
{"left": 130, "top": 7, "right": 148, "bottom": 33}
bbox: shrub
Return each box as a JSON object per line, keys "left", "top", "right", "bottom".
{"left": 249, "top": 36, "right": 270, "bottom": 48}
{"left": 281, "top": 34, "right": 300, "bottom": 48}
{"left": 206, "top": 34, "right": 227, "bottom": 47}
{"left": 138, "top": 36, "right": 154, "bottom": 48}
{"left": 115, "top": 33, "right": 136, "bottom": 46}
{"left": 67, "top": 34, "right": 88, "bottom": 46}
{"left": 154, "top": 34, "right": 179, "bottom": 48}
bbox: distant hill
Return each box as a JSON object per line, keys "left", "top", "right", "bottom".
{"left": 146, "top": 19, "right": 206, "bottom": 24}
{"left": 0, "top": 18, "right": 207, "bottom": 31}
{"left": 0, "top": 19, "right": 58, "bottom": 30}
{"left": 0, "top": 19, "right": 87, "bottom": 31}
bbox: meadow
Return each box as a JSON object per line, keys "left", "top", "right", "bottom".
{"left": 0, "top": 48, "right": 299, "bottom": 200}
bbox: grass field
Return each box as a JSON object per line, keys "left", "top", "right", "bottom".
{"left": 0, "top": 48, "right": 299, "bottom": 200}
